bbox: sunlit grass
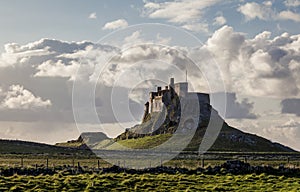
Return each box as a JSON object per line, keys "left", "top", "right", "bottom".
{"left": 0, "top": 173, "right": 299, "bottom": 191}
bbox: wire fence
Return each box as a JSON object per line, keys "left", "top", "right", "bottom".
{"left": 0, "top": 151, "right": 300, "bottom": 170}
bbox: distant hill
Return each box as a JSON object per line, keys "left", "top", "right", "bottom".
{"left": 55, "top": 110, "right": 297, "bottom": 153}
{"left": 56, "top": 132, "right": 113, "bottom": 150}
{"left": 57, "top": 120, "right": 296, "bottom": 153}
{"left": 7, "top": 103, "right": 295, "bottom": 154}
{"left": 1, "top": 123, "right": 294, "bottom": 156}
{"left": 0, "top": 139, "right": 93, "bottom": 156}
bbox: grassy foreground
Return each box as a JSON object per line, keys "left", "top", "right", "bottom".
{"left": 1, "top": 173, "right": 300, "bottom": 191}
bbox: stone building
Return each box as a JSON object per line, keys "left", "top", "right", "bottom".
{"left": 143, "top": 78, "right": 211, "bottom": 124}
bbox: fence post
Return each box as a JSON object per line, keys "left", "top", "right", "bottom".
{"left": 46, "top": 158, "right": 49, "bottom": 169}
{"left": 201, "top": 156, "right": 205, "bottom": 168}
{"left": 97, "top": 160, "right": 100, "bottom": 169}
{"left": 21, "top": 157, "right": 24, "bottom": 168}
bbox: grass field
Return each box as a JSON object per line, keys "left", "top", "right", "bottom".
{"left": 0, "top": 172, "right": 299, "bottom": 191}
{"left": 1, "top": 154, "right": 300, "bottom": 191}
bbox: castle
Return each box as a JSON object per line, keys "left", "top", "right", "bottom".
{"left": 143, "top": 78, "right": 211, "bottom": 123}
{"left": 116, "top": 77, "right": 216, "bottom": 140}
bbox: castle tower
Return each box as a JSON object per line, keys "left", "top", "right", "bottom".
{"left": 174, "top": 82, "right": 188, "bottom": 97}
{"left": 169, "top": 78, "right": 175, "bottom": 98}
{"left": 169, "top": 78, "right": 174, "bottom": 89}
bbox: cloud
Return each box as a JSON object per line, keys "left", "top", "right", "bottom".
{"left": 102, "top": 19, "right": 128, "bottom": 30}
{"left": 88, "top": 12, "right": 97, "bottom": 19}
{"left": 0, "top": 38, "right": 94, "bottom": 68}
{"left": 284, "top": 0, "right": 300, "bottom": 7}
{"left": 3, "top": 38, "right": 93, "bottom": 54}
{"left": 0, "top": 26, "right": 299, "bottom": 125}
{"left": 142, "top": 0, "right": 220, "bottom": 32}
{"left": 1, "top": 27, "right": 300, "bottom": 100}
{"left": 237, "top": 2, "right": 274, "bottom": 21}
{"left": 281, "top": 98, "right": 300, "bottom": 116}
{"left": 213, "top": 16, "right": 227, "bottom": 26}
{"left": 181, "top": 23, "right": 209, "bottom": 33}
{"left": 203, "top": 25, "right": 245, "bottom": 91}
{"left": 34, "top": 60, "right": 80, "bottom": 80}
{"left": 200, "top": 26, "right": 300, "bottom": 98}
{"left": 143, "top": 0, "right": 220, "bottom": 24}
{"left": 0, "top": 85, "right": 51, "bottom": 109}
{"left": 278, "top": 118, "right": 300, "bottom": 128}
{"left": 212, "top": 92, "right": 257, "bottom": 119}
{"left": 278, "top": 10, "right": 300, "bottom": 22}
{"left": 238, "top": 2, "right": 300, "bottom": 22}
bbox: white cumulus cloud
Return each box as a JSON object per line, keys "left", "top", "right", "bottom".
{"left": 278, "top": 10, "right": 300, "bottom": 22}
{"left": 142, "top": 0, "right": 220, "bottom": 32}
{"left": 102, "top": 19, "right": 128, "bottom": 30}
{"left": 237, "top": 2, "right": 274, "bottom": 21}
{"left": 213, "top": 16, "right": 227, "bottom": 26}
{"left": 0, "top": 85, "right": 51, "bottom": 109}
{"left": 143, "top": 0, "right": 220, "bottom": 24}
{"left": 238, "top": 1, "right": 300, "bottom": 23}
{"left": 34, "top": 60, "right": 80, "bottom": 80}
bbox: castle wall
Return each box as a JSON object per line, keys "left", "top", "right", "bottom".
{"left": 152, "top": 96, "right": 164, "bottom": 112}
{"left": 196, "top": 93, "right": 210, "bottom": 104}
{"left": 174, "top": 82, "right": 188, "bottom": 97}
{"left": 148, "top": 78, "right": 210, "bottom": 114}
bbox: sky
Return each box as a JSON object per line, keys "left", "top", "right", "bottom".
{"left": 0, "top": 0, "right": 300, "bottom": 151}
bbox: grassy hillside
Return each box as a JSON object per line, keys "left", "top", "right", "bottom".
{"left": 109, "top": 123, "right": 296, "bottom": 152}
{"left": 54, "top": 122, "right": 296, "bottom": 153}
{"left": 106, "top": 134, "right": 172, "bottom": 150}
{"left": 0, "top": 139, "right": 93, "bottom": 156}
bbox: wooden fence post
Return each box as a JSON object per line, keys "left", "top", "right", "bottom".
{"left": 21, "top": 157, "right": 24, "bottom": 168}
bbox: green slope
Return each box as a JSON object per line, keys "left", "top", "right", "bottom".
{"left": 109, "top": 123, "right": 296, "bottom": 152}
{"left": 0, "top": 139, "right": 93, "bottom": 156}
